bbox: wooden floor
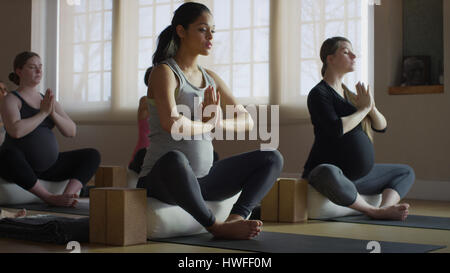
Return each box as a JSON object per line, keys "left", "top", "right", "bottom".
{"left": 1, "top": 199, "right": 449, "bottom": 253}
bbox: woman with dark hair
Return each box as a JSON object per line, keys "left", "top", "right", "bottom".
{"left": 129, "top": 66, "right": 220, "bottom": 174}
{"left": 302, "top": 37, "right": 415, "bottom": 221}
{"left": 0, "top": 52, "right": 101, "bottom": 207}
{"left": 137, "top": 2, "right": 283, "bottom": 240}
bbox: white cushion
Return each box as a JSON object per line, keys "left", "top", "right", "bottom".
{"left": 307, "top": 184, "right": 382, "bottom": 220}
{"left": 0, "top": 178, "right": 70, "bottom": 205}
{"left": 147, "top": 193, "right": 241, "bottom": 239}
{"left": 127, "top": 169, "right": 140, "bottom": 189}
{"left": 127, "top": 169, "right": 241, "bottom": 239}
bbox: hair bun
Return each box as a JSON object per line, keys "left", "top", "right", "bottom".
{"left": 8, "top": 72, "right": 20, "bottom": 85}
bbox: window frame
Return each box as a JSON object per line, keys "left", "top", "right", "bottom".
{"left": 31, "top": 0, "right": 374, "bottom": 125}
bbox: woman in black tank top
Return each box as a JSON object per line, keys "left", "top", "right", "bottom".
{"left": 303, "top": 37, "right": 415, "bottom": 221}
{"left": 0, "top": 52, "right": 100, "bottom": 207}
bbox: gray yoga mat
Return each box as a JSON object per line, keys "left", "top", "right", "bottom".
{"left": 329, "top": 214, "right": 450, "bottom": 230}
{"left": 1, "top": 201, "right": 89, "bottom": 216}
{"left": 151, "top": 231, "right": 445, "bottom": 253}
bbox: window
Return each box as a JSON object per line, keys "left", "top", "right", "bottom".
{"left": 33, "top": 0, "right": 372, "bottom": 122}
{"left": 197, "top": 0, "right": 270, "bottom": 105}
{"left": 56, "top": 0, "right": 269, "bottom": 121}
{"left": 137, "top": 0, "right": 184, "bottom": 99}
{"left": 298, "top": 0, "right": 369, "bottom": 96}
{"left": 56, "top": 0, "right": 182, "bottom": 122}
{"left": 59, "top": 0, "right": 113, "bottom": 114}
{"left": 271, "top": 0, "right": 373, "bottom": 120}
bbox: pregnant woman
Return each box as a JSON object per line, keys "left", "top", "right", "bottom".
{"left": 302, "top": 37, "right": 415, "bottom": 221}
{"left": 0, "top": 52, "right": 101, "bottom": 207}
{"left": 137, "top": 2, "right": 283, "bottom": 239}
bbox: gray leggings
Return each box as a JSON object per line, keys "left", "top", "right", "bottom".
{"left": 137, "top": 150, "right": 284, "bottom": 227}
{"left": 307, "top": 164, "right": 415, "bottom": 207}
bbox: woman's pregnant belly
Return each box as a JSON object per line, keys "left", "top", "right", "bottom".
{"left": 337, "top": 129, "right": 374, "bottom": 181}
{"left": 17, "top": 127, "right": 59, "bottom": 172}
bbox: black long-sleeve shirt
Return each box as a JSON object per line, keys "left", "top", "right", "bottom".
{"left": 302, "top": 80, "right": 384, "bottom": 181}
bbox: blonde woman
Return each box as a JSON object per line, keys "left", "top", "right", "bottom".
{"left": 302, "top": 37, "right": 415, "bottom": 221}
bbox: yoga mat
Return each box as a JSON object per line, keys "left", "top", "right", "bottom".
{"left": 151, "top": 231, "right": 445, "bottom": 253}
{"left": 0, "top": 215, "right": 89, "bottom": 244}
{"left": 329, "top": 214, "right": 450, "bottom": 230}
{"left": 1, "top": 201, "right": 89, "bottom": 216}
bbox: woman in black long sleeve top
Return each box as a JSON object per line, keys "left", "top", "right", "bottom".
{"left": 303, "top": 37, "right": 415, "bottom": 221}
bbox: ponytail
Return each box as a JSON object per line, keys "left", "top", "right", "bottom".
{"left": 343, "top": 85, "right": 374, "bottom": 143}
{"left": 321, "top": 64, "right": 327, "bottom": 77}
{"left": 151, "top": 2, "right": 211, "bottom": 66}
{"left": 152, "top": 25, "right": 178, "bottom": 66}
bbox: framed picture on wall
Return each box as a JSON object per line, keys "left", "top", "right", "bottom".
{"left": 401, "top": 56, "right": 431, "bottom": 86}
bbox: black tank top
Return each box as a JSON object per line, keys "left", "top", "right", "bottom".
{"left": 2, "top": 91, "right": 59, "bottom": 172}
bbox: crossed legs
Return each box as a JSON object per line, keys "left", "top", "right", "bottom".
{"left": 308, "top": 164, "right": 415, "bottom": 220}
{"left": 137, "top": 150, "right": 284, "bottom": 239}
{"left": 0, "top": 148, "right": 100, "bottom": 207}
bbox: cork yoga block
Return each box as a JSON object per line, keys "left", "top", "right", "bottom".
{"left": 261, "top": 177, "right": 383, "bottom": 221}
{"left": 261, "top": 178, "right": 308, "bottom": 223}
{"left": 90, "top": 188, "right": 147, "bottom": 246}
{"left": 278, "top": 179, "right": 308, "bottom": 223}
{"left": 94, "top": 166, "right": 127, "bottom": 188}
{"left": 260, "top": 179, "right": 279, "bottom": 222}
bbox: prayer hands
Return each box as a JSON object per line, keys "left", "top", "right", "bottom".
{"left": 355, "top": 82, "right": 374, "bottom": 112}
{"left": 201, "top": 85, "right": 223, "bottom": 128}
{"left": 40, "top": 88, "right": 55, "bottom": 116}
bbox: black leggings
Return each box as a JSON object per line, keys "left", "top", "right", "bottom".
{"left": 137, "top": 150, "right": 284, "bottom": 227}
{"left": 0, "top": 147, "right": 101, "bottom": 191}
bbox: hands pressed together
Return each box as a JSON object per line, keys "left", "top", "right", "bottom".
{"left": 355, "top": 82, "right": 375, "bottom": 113}
{"left": 40, "top": 88, "right": 56, "bottom": 117}
{"left": 201, "top": 85, "right": 223, "bottom": 129}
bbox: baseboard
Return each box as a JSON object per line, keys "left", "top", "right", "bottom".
{"left": 405, "top": 179, "right": 450, "bottom": 202}
{"left": 281, "top": 173, "right": 450, "bottom": 202}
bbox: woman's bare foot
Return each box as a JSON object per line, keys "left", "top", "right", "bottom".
{"left": 207, "top": 219, "right": 263, "bottom": 240}
{"left": 1, "top": 209, "right": 27, "bottom": 219}
{"left": 45, "top": 194, "right": 79, "bottom": 208}
{"left": 15, "top": 209, "right": 27, "bottom": 218}
{"left": 368, "top": 203, "right": 410, "bottom": 221}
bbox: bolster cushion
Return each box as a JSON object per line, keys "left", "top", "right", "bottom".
{"left": 146, "top": 193, "right": 241, "bottom": 239}
{"left": 127, "top": 169, "right": 241, "bottom": 239}
{"left": 307, "top": 184, "right": 382, "bottom": 220}
{"left": 0, "top": 178, "right": 70, "bottom": 205}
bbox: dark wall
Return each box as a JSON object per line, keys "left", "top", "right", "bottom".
{"left": 0, "top": 0, "right": 32, "bottom": 89}
{"left": 403, "top": 0, "right": 444, "bottom": 85}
